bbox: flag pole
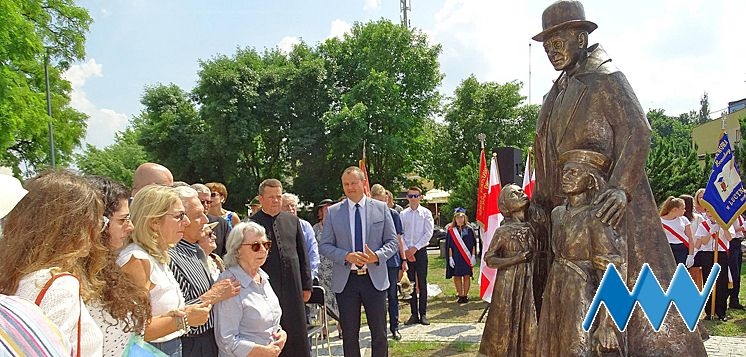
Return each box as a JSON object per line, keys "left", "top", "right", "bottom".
{"left": 711, "top": 230, "right": 719, "bottom": 319}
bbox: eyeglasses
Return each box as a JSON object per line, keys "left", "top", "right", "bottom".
{"left": 407, "top": 194, "right": 420, "bottom": 198}
{"left": 200, "top": 199, "right": 212, "bottom": 206}
{"left": 242, "top": 241, "right": 272, "bottom": 252}
{"left": 114, "top": 215, "right": 131, "bottom": 225}
{"left": 165, "top": 211, "right": 188, "bottom": 221}
{"left": 210, "top": 192, "right": 219, "bottom": 197}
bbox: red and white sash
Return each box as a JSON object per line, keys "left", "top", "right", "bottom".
{"left": 702, "top": 221, "right": 729, "bottom": 251}
{"left": 448, "top": 226, "right": 472, "bottom": 268}
{"left": 661, "top": 223, "right": 689, "bottom": 248}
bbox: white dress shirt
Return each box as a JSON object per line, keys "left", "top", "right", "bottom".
{"left": 400, "top": 205, "right": 434, "bottom": 251}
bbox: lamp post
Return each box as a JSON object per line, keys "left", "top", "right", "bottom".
{"left": 44, "top": 52, "right": 56, "bottom": 168}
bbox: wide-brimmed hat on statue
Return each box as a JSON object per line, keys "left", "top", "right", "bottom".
{"left": 532, "top": 0, "right": 597, "bottom": 42}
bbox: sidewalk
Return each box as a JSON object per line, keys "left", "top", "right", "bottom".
{"left": 311, "top": 322, "right": 746, "bottom": 356}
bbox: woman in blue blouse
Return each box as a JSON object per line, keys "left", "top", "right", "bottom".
{"left": 214, "top": 222, "right": 287, "bottom": 356}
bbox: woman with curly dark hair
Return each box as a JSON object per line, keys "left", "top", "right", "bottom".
{"left": 0, "top": 170, "right": 108, "bottom": 356}
{"left": 85, "top": 175, "right": 152, "bottom": 356}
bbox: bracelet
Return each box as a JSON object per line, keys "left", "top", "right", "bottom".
{"left": 174, "top": 315, "right": 189, "bottom": 334}
{"left": 182, "top": 314, "right": 190, "bottom": 333}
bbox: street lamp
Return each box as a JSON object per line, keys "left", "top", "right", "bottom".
{"left": 44, "top": 51, "right": 56, "bottom": 168}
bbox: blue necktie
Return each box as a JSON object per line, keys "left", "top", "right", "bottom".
{"left": 354, "top": 203, "right": 363, "bottom": 252}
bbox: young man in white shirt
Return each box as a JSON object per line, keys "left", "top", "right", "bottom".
{"left": 400, "top": 187, "right": 434, "bottom": 325}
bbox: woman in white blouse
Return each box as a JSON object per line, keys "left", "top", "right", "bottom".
{"left": 118, "top": 185, "right": 210, "bottom": 356}
{"left": 214, "top": 222, "right": 287, "bottom": 357}
{"left": 0, "top": 170, "right": 106, "bottom": 356}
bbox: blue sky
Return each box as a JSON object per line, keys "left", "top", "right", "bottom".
{"left": 65, "top": 0, "right": 746, "bottom": 148}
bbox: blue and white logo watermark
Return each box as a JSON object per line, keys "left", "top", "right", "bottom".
{"left": 583, "top": 263, "right": 719, "bottom": 332}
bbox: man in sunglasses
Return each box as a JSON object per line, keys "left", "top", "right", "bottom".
{"left": 400, "top": 186, "right": 434, "bottom": 326}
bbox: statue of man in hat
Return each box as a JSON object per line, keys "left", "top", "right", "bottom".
{"left": 528, "top": 1, "right": 707, "bottom": 356}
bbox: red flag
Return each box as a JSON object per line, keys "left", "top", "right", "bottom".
{"left": 479, "top": 154, "right": 503, "bottom": 302}
{"left": 359, "top": 146, "right": 371, "bottom": 197}
{"left": 522, "top": 149, "right": 535, "bottom": 199}
{"left": 476, "top": 148, "right": 489, "bottom": 228}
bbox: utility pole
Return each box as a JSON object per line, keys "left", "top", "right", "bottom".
{"left": 400, "top": 0, "right": 411, "bottom": 28}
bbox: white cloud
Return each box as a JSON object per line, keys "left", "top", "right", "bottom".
{"left": 277, "top": 36, "right": 300, "bottom": 54}
{"left": 363, "top": 0, "right": 381, "bottom": 11}
{"left": 63, "top": 59, "right": 129, "bottom": 148}
{"left": 328, "top": 19, "right": 351, "bottom": 40}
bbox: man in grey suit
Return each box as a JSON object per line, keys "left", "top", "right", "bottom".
{"left": 319, "top": 166, "right": 398, "bottom": 357}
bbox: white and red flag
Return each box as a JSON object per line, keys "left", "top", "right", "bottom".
{"left": 479, "top": 154, "right": 503, "bottom": 302}
{"left": 522, "top": 148, "right": 535, "bottom": 199}
{"left": 359, "top": 144, "right": 371, "bottom": 197}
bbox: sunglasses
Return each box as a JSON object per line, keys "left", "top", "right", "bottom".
{"left": 243, "top": 241, "right": 272, "bottom": 252}
{"left": 166, "top": 211, "right": 189, "bottom": 221}
{"left": 200, "top": 199, "right": 212, "bottom": 206}
{"left": 407, "top": 194, "right": 420, "bottom": 198}
{"left": 210, "top": 192, "right": 219, "bottom": 197}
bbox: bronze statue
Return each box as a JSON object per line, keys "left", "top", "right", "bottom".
{"left": 526, "top": 1, "right": 707, "bottom": 356}
{"left": 479, "top": 184, "right": 537, "bottom": 357}
{"left": 537, "top": 150, "right": 624, "bottom": 356}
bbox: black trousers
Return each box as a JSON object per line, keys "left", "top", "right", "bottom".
{"left": 695, "top": 251, "right": 728, "bottom": 318}
{"left": 336, "top": 273, "right": 388, "bottom": 357}
{"left": 728, "top": 238, "right": 743, "bottom": 307}
{"left": 386, "top": 266, "right": 400, "bottom": 333}
{"left": 407, "top": 247, "right": 428, "bottom": 318}
{"left": 181, "top": 328, "right": 218, "bottom": 357}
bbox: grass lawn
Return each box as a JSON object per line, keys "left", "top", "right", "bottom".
{"left": 385, "top": 252, "right": 746, "bottom": 355}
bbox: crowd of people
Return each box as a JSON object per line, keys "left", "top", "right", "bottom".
{"left": 1, "top": 160, "right": 742, "bottom": 357}
{"left": 659, "top": 189, "right": 745, "bottom": 322}
{"left": 0, "top": 163, "right": 461, "bottom": 357}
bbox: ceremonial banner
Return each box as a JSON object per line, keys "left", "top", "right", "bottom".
{"left": 476, "top": 148, "right": 489, "bottom": 229}
{"left": 359, "top": 145, "right": 371, "bottom": 197}
{"left": 479, "top": 154, "right": 503, "bottom": 302}
{"left": 701, "top": 133, "right": 746, "bottom": 228}
{"left": 522, "top": 149, "right": 535, "bottom": 199}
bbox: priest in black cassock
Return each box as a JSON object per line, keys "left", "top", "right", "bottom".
{"left": 250, "top": 178, "right": 312, "bottom": 357}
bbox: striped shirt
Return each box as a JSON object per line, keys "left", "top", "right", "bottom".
{"left": 0, "top": 294, "right": 70, "bottom": 356}
{"left": 169, "top": 239, "right": 215, "bottom": 336}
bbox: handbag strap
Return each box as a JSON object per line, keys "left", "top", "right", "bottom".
{"left": 34, "top": 273, "right": 82, "bottom": 357}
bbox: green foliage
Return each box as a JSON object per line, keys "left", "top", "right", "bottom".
{"left": 440, "top": 156, "right": 479, "bottom": 225}
{"left": 433, "top": 75, "right": 538, "bottom": 189}
{"left": 0, "top": 0, "right": 92, "bottom": 176}
{"left": 75, "top": 129, "right": 151, "bottom": 186}
{"left": 319, "top": 19, "right": 443, "bottom": 190}
{"left": 646, "top": 138, "right": 701, "bottom": 204}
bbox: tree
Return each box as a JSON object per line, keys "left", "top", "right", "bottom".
{"left": 75, "top": 128, "right": 151, "bottom": 186}
{"left": 133, "top": 83, "right": 202, "bottom": 182}
{"left": 645, "top": 109, "right": 702, "bottom": 203}
{"left": 319, "top": 19, "right": 444, "bottom": 190}
{"left": 433, "top": 75, "right": 538, "bottom": 189}
{"left": 0, "top": 0, "right": 92, "bottom": 176}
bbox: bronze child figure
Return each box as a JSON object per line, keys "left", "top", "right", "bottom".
{"left": 479, "top": 184, "right": 537, "bottom": 357}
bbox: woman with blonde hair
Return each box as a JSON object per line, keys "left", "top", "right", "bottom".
{"left": 445, "top": 208, "right": 477, "bottom": 303}
{"left": 206, "top": 182, "right": 241, "bottom": 229}
{"left": 0, "top": 170, "right": 106, "bottom": 356}
{"left": 659, "top": 196, "right": 696, "bottom": 267}
{"left": 117, "top": 184, "right": 210, "bottom": 356}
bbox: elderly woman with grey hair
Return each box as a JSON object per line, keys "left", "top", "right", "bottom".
{"left": 214, "top": 222, "right": 287, "bottom": 357}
